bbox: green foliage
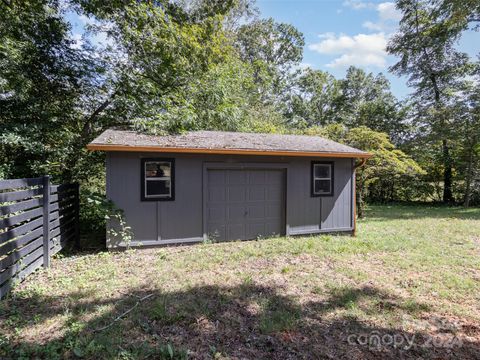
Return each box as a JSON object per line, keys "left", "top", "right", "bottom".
{"left": 235, "top": 17, "right": 305, "bottom": 101}
{"left": 387, "top": 0, "right": 471, "bottom": 101}
{"left": 448, "top": 74, "right": 480, "bottom": 206}
{"left": 0, "top": 0, "right": 101, "bottom": 182}
{"left": 387, "top": 0, "right": 475, "bottom": 203}
{"left": 308, "top": 125, "right": 426, "bottom": 212}
{"left": 287, "top": 68, "right": 340, "bottom": 128}
{"left": 345, "top": 127, "right": 426, "bottom": 204}
{"left": 131, "top": 57, "right": 287, "bottom": 135}
{"left": 337, "top": 67, "right": 408, "bottom": 141}
{"left": 435, "top": 0, "right": 480, "bottom": 35}
{"left": 157, "top": 343, "right": 188, "bottom": 360}
{"left": 1, "top": 0, "right": 478, "bottom": 238}
{"left": 288, "top": 66, "right": 408, "bottom": 142}
{"left": 84, "top": 193, "right": 133, "bottom": 248}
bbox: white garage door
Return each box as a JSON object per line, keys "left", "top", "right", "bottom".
{"left": 206, "top": 169, "right": 285, "bottom": 241}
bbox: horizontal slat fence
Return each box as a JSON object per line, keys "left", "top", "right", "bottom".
{"left": 0, "top": 176, "right": 79, "bottom": 298}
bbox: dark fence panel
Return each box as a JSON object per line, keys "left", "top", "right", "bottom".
{"left": 0, "top": 176, "right": 79, "bottom": 298}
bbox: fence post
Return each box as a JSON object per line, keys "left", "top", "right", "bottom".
{"left": 42, "top": 175, "right": 51, "bottom": 267}
{"left": 74, "top": 183, "right": 80, "bottom": 249}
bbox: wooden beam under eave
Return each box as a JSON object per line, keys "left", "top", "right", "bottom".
{"left": 86, "top": 144, "right": 373, "bottom": 159}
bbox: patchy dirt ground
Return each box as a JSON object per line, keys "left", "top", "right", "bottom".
{"left": 1, "top": 205, "right": 479, "bottom": 359}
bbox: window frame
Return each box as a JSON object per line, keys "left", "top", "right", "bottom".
{"left": 311, "top": 161, "right": 334, "bottom": 197}
{"left": 141, "top": 158, "right": 175, "bottom": 201}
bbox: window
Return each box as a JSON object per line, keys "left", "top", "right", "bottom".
{"left": 141, "top": 158, "right": 175, "bottom": 201}
{"left": 311, "top": 161, "right": 334, "bottom": 197}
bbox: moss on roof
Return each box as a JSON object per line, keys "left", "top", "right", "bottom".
{"left": 88, "top": 129, "right": 370, "bottom": 157}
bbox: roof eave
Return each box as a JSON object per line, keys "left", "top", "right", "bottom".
{"left": 86, "top": 144, "right": 372, "bottom": 159}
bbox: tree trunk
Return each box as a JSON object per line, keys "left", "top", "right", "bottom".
{"left": 442, "top": 139, "right": 453, "bottom": 203}
{"left": 390, "top": 180, "right": 395, "bottom": 202}
{"left": 357, "top": 181, "right": 365, "bottom": 219}
{"left": 61, "top": 95, "right": 116, "bottom": 183}
{"left": 463, "top": 147, "right": 474, "bottom": 208}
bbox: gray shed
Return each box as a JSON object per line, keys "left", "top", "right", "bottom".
{"left": 87, "top": 129, "right": 371, "bottom": 248}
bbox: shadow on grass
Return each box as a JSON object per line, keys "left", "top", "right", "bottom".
{"left": 364, "top": 204, "right": 480, "bottom": 221}
{"left": 52, "top": 231, "right": 107, "bottom": 260}
{"left": 1, "top": 283, "right": 479, "bottom": 359}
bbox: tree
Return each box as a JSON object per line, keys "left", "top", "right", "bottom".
{"left": 449, "top": 75, "right": 480, "bottom": 207}
{"left": 387, "top": 0, "right": 471, "bottom": 203}
{"left": 289, "top": 66, "right": 407, "bottom": 142}
{"left": 336, "top": 67, "right": 407, "bottom": 141}
{"left": 436, "top": 0, "right": 480, "bottom": 32}
{"left": 131, "top": 56, "right": 286, "bottom": 135}
{"left": 305, "top": 125, "right": 425, "bottom": 216}
{"left": 1, "top": 0, "right": 249, "bottom": 182}
{"left": 286, "top": 68, "right": 340, "bottom": 128}
{"left": 75, "top": 0, "right": 283, "bottom": 137}
{"left": 0, "top": 0, "right": 104, "bottom": 182}
{"left": 346, "top": 127, "right": 425, "bottom": 214}
{"left": 234, "top": 17, "right": 304, "bottom": 103}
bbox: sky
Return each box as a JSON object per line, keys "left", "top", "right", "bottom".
{"left": 257, "top": 0, "right": 479, "bottom": 99}
{"left": 65, "top": 0, "right": 479, "bottom": 100}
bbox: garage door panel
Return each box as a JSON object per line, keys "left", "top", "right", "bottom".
{"left": 209, "top": 186, "right": 226, "bottom": 202}
{"left": 246, "top": 223, "right": 266, "bottom": 239}
{"left": 266, "top": 203, "right": 282, "bottom": 218}
{"left": 266, "top": 171, "right": 283, "bottom": 184}
{"left": 249, "top": 170, "right": 266, "bottom": 184}
{"left": 227, "top": 171, "right": 247, "bottom": 184}
{"left": 208, "top": 170, "right": 226, "bottom": 185}
{"left": 248, "top": 186, "right": 266, "bottom": 201}
{"left": 266, "top": 222, "right": 282, "bottom": 235}
{"left": 207, "top": 223, "right": 225, "bottom": 241}
{"left": 228, "top": 206, "right": 246, "bottom": 221}
{"left": 208, "top": 206, "right": 225, "bottom": 222}
{"left": 227, "top": 224, "right": 245, "bottom": 240}
{"left": 267, "top": 186, "right": 283, "bottom": 200}
{"left": 227, "top": 186, "right": 246, "bottom": 202}
{"left": 207, "top": 169, "right": 285, "bottom": 241}
{"left": 247, "top": 205, "right": 265, "bottom": 219}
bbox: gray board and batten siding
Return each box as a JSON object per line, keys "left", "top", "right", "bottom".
{"left": 106, "top": 151, "right": 355, "bottom": 247}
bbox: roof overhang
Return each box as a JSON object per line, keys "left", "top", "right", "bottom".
{"left": 86, "top": 144, "right": 372, "bottom": 158}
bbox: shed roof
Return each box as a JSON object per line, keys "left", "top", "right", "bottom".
{"left": 87, "top": 129, "right": 371, "bottom": 158}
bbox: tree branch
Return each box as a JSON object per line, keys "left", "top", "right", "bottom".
{"left": 413, "top": 2, "right": 441, "bottom": 103}
{"left": 81, "top": 90, "right": 117, "bottom": 139}
{"left": 93, "top": 293, "right": 154, "bottom": 332}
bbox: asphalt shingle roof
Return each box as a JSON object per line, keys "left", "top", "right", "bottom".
{"left": 87, "top": 129, "right": 370, "bottom": 158}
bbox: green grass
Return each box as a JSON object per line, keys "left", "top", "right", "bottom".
{"left": 1, "top": 205, "right": 479, "bottom": 359}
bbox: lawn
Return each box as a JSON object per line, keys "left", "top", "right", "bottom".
{"left": 1, "top": 205, "right": 479, "bottom": 359}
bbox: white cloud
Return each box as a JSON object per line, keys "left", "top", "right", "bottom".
{"left": 378, "top": 2, "right": 402, "bottom": 22}
{"left": 362, "top": 21, "right": 383, "bottom": 31}
{"left": 342, "top": 0, "right": 373, "bottom": 10}
{"left": 362, "top": 2, "right": 401, "bottom": 31}
{"left": 309, "top": 2, "right": 400, "bottom": 70}
{"left": 308, "top": 32, "right": 388, "bottom": 69}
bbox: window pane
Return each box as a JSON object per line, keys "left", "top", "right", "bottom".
{"left": 145, "top": 162, "right": 171, "bottom": 178}
{"left": 314, "top": 164, "right": 330, "bottom": 179}
{"left": 314, "top": 179, "right": 331, "bottom": 194}
{"left": 146, "top": 180, "right": 170, "bottom": 197}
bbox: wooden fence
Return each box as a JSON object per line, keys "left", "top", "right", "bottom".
{"left": 0, "top": 176, "right": 79, "bottom": 298}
